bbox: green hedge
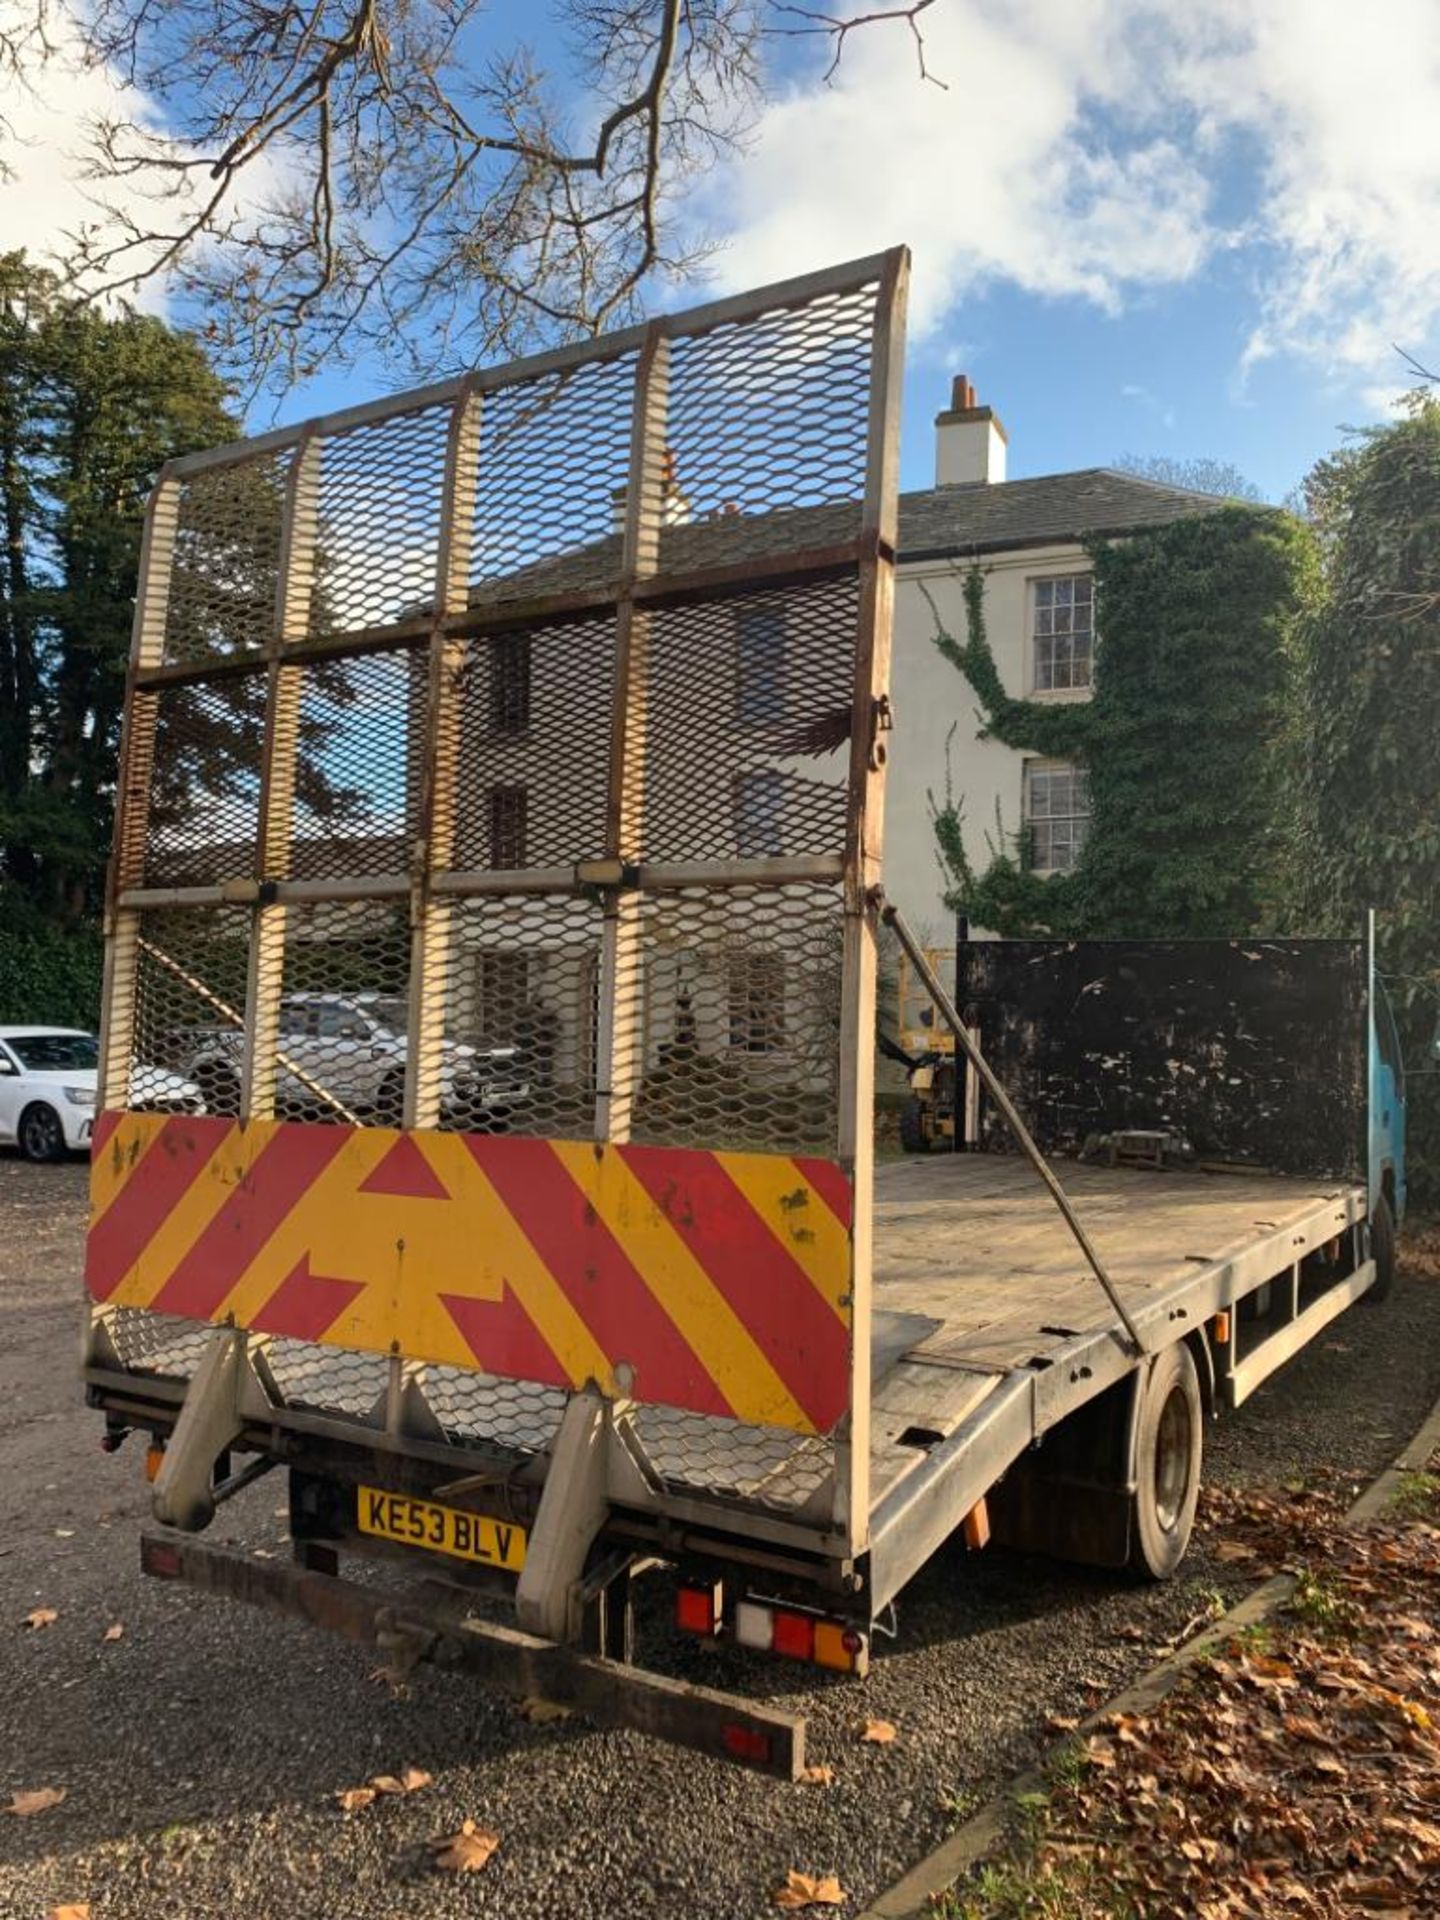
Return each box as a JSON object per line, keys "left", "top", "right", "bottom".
{"left": 0, "top": 908, "right": 104, "bottom": 1030}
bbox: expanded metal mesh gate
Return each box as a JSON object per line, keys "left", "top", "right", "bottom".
{"left": 92, "top": 250, "right": 908, "bottom": 1548}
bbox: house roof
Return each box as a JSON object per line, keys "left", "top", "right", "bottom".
{"left": 461, "top": 468, "right": 1235, "bottom": 613}
{"left": 896, "top": 468, "right": 1232, "bottom": 561}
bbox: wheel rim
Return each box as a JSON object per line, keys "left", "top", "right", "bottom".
{"left": 23, "top": 1108, "right": 61, "bottom": 1157}
{"left": 1153, "top": 1384, "right": 1193, "bottom": 1533}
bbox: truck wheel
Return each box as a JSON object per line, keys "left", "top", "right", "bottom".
{"left": 1365, "top": 1194, "right": 1397, "bottom": 1304}
{"left": 18, "top": 1101, "right": 67, "bottom": 1163}
{"left": 195, "top": 1062, "right": 240, "bottom": 1117}
{"left": 1128, "top": 1342, "right": 1202, "bottom": 1581}
{"left": 899, "top": 1095, "right": 929, "bottom": 1154}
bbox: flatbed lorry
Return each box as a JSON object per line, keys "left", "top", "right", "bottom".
{"left": 84, "top": 248, "right": 1404, "bottom": 1777}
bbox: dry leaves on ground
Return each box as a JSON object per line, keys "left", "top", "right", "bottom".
{"left": 9, "top": 1787, "right": 67, "bottom": 1817}
{"left": 860, "top": 1718, "right": 896, "bottom": 1744}
{"left": 799, "top": 1764, "right": 836, "bottom": 1785}
{"left": 336, "top": 1766, "right": 433, "bottom": 1810}
{"left": 431, "top": 1819, "right": 501, "bottom": 1873}
{"left": 949, "top": 1465, "right": 1440, "bottom": 1918}
{"left": 23, "top": 1608, "right": 58, "bottom": 1631}
{"left": 773, "top": 1869, "right": 846, "bottom": 1908}
{"left": 46, "top": 1905, "right": 89, "bottom": 1920}
{"left": 101, "top": 1623, "right": 123, "bottom": 1643}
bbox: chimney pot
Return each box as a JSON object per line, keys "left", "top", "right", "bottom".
{"left": 935, "top": 375, "right": 1008, "bottom": 486}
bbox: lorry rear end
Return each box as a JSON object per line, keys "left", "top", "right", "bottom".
{"left": 83, "top": 251, "right": 910, "bottom": 1774}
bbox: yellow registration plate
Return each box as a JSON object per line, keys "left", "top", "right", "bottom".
{"left": 357, "top": 1486, "right": 526, "bottom": 1572}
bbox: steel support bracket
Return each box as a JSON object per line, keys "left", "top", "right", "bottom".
{"left": 515, "top": 1387, "right": 615, "bottom": 1643}
{"left": 152, "top": 1326, "right": 274, "bottom": 1533}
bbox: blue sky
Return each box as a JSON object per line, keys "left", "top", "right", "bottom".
{"left": 4, "top": 2, "right": 1436, "bottom": 505}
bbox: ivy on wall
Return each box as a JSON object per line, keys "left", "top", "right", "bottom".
{"left": 929, "top": 506, "right": 1316, "bottom": 938}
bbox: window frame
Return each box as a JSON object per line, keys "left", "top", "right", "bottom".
{"left": 1022, "top": 758, "right": 1091, "bottom": 875}
{"left": 1029, "top": 571, "right": 1095, "bottom": 697}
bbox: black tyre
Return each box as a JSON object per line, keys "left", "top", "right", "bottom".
{"left": 1128, "top": 1342, "right": 1203, "bottom": 1581}
{"left": 1365, "top": 1192, "right": 1397, "bottom": 1304}
{"left": 194, "top": 1061, "right": 240, "bottom": 1117}
{"left": 375, "top": 1071, "right": 405, "bottom": 1128}
{"left": 899, "top": 1095, "right": 930, "bottom": 1154}
{"left": 17, "top": 1101, "right": 67, "bottom": 1164}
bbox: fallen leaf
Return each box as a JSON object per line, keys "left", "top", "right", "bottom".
{"left": 47, "top": 1906, "right": 90, "bottom": 1920}
{"left": 102, "top": 1624, "right": 124, "bottom": 1643}
{"left": 369, "top": 1766, "right": 433, "bottom": 1795}
{"left": 54, "top": 1529, "right": 75, "bottom": 1539}
{"left": 1045, "top": 1714, "right": 1081, "bottom": 1734}
{"left": 1214, "top": 1541, "right": 1258, "bottom": 1564}
{"left": 773, "top": 1869, "right": 846, "bottom": 1909}
{"left": 516, "top": 1696, "right": 571, "bottom": 1724}
{"left": 800, "top": 1764, "right": 835, "bottom": 1785}
{"left": 9, "top": 1787, "right": 67, "bottom": 1817}
{"left": 432, "top": 1819, "right": 500, "bottom": 1873}
{"left": 23, "top": 1608, "right": 58, "bottom": 1631}
{"left": 335, "top": 1787, "right": 377, "bottom": 1813}
{"left": 860, "top": 1718, "right": 896, "bottom": 1744}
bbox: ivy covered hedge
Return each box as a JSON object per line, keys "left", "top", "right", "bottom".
{"left": 0, "top": 896, "right": 104, "bottom": 1029}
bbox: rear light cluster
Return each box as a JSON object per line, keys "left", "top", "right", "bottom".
{"left": 675, "top": 1581, "right": 868, "bottom": 1675}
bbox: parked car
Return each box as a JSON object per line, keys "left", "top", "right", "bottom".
{"left": 178, "top": 993, "right": 529, "bottom": 1129}
{"left": 0, "top": 1026, "right": 203, "bottom": 1162}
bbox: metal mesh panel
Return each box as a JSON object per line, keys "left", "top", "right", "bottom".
{"left": 630, "top": 1406, "right": 833, "bottom": 1514}
{"left": 438, "top": 894, "right": 602, "bottom": 1138}
{"left": 142, "top": 678, "right": 267, "bottom": 887}
{"left": 263, "top": 1338, "right": 391, "bottom": 1419}
{"left": 662, "top": 284, "right": 875, "bottom": 536}
{"left": 130, "top": 906, "right": 251, "bottom": 1111}
{"left": 634, "top": 576, "right": 858, "bottom": 864}
{"left": 163, "top": 452, "right": 290, "bottom": 665}
{"left": 449, "top": 615, "right": 615, "bottom": 871}
{"left": 100, "top": 253, "right": 905, "bottom": 1475}
{"left": 291, "top": 651, "right": 423, "bottom": 878}
{"left": 312, "top": 408, "right": 451, "bottom": 631}
{"left": 626, "top": 884, "right": 844, "bottom": 1154}
{"left": 468, "top": 354, "right": 639, "bottom": 605}
{"left": 418, "top": 1366, "right": 569, "bottom": 1453}
{"left": 275, "top": 901, "right": 412, "bottom": 1123}
{"left": 107, "top": 1304, "right": 213, "bottom": 1377}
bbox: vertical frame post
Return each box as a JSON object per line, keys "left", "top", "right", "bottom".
{"left": 594, "top": 325, "right": 671, "bottom": 1144}
{"left": 241, "top": 433, "right": 320, "bottom": 1121}
{"left": 834, "top": 249, "right": 909, "bottom": 1554}
{"left": 405, "top": 382, "right": 482, "bottom": 1130}
{"left": 98, "top": 472, "right": 181, "bottom": 1111}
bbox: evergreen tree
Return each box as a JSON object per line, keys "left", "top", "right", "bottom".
{"left": 1285, "top": 396, "right": 1440, "bottom": 1196}
{"left": 0, "top": 254, "right": 238, "bottom": 920}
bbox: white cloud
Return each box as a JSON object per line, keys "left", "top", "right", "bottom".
{"left": 0, "top": 11, "right": 173, "bottom": 305}
{"left": 702, "top": 0, "right": 1440, "bottom": 395}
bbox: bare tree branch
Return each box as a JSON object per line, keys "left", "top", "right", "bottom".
{"left": 2, "top": 0, "right": 925, "bottom": 391}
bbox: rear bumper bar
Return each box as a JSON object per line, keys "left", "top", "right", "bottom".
{"left": 140, "top": 1532, "right": 805, "bottom": 1779}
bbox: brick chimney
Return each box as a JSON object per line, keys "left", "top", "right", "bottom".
{"left": 934, "top": 375, "right": 1008, "bottom": 486}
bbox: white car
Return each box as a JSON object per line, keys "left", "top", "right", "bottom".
{"left": 0, "top": 1027, "right": 203, "bottom": 1162}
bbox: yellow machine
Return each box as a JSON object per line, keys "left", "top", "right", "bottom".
{"left": 890, "top": 945, "right": 962, "bottom": 1153}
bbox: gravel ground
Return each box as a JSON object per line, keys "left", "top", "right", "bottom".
{"left": 2, "top": 1156, "right": 1438, "bottom": 1920}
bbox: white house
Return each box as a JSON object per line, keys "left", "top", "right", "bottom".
{"left": 885, "top": 379, "right": 1226, "bottom": 939}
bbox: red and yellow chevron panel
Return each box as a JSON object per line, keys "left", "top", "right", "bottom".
{"left": 87, "top": 1111, "right": 855, "bottom": 1435}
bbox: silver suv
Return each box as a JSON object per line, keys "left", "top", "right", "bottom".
{"left": 184, "top": 993, "right": 529, "bottom": 1129}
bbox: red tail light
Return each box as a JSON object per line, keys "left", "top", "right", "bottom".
{"left": 722, "top": 1723, "right": 772, "bottom": 1764}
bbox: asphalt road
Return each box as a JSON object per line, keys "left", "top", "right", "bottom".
{"left": 2, "top": 1154, "right": 1437, "bottom": 1920}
